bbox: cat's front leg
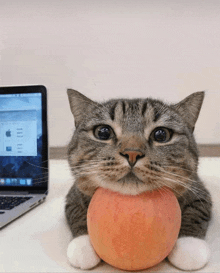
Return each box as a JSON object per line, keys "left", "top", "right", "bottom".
{"left": 67, "top": 234, "right": 101, "bottom": 270}
{"left": 65, "top": 184, "right": 101, "bottom": 270}
{"left": 168, "top": 237, "right": 210, "bottom": 271}
{"left": 168, "top": 187, "right": 212, "bottom": 271}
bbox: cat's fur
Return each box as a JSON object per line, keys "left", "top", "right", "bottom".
{"left": 65, "top": 90, "right": 212, "bottom": 270}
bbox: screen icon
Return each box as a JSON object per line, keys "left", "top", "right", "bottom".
{"left": 5, "top": 178, "right": 11, "bottom": 185}
{"left": 19, "top": 179, "right": 26, "bottom": 185}
{"left": 6, "top": 130, "right": 11, "bottom": 137}
{"left": 12, "top": 179, "right": 17, "bottom": 185}
{"left": 0, "top": 179, "right": 5, "bottom": 185}
{"left": 26, "top": 179, "right": 32, "bottom": 186}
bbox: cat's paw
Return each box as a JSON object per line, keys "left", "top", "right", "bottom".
{"left": 67, "top": 234, "right": 101, "bottom": 270}
{"left": 168, "top": 237, "right": 210, "bottom": 271}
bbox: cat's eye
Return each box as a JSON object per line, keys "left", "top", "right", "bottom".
{"left": 152, "top": 127, "right": 173, "bottom": 143}
{"left": 93, "top": 125, "right": 114, "bottom": 141}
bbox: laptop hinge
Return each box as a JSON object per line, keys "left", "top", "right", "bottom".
{"left": 0, "top": 191, "right": 30, "bottom": 196}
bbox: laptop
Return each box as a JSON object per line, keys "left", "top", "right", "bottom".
{"left": 0, "top": 85, "right": 48, "bottom": 229}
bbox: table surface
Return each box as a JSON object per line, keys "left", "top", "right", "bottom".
{"left": 0, "top": 158, "right": 220, "bottom": 272}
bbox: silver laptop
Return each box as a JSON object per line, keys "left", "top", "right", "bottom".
{"left": 0, "top": 85, "right": 48, "bottom": 229}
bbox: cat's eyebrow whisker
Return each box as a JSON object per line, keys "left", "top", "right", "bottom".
{"left": 152, "top": 102, "right": 168, "bottom": 118}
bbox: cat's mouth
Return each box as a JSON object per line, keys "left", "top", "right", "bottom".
{"left": 118, "top": 171, "right": 144, "bottom": 185}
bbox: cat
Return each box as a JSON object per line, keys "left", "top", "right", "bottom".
{"left": 65, "top": 89, "right": 212, "bottom": 271}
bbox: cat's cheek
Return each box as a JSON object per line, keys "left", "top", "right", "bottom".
{"left": 168, "top": 237, "right": 210, "bottom": 271}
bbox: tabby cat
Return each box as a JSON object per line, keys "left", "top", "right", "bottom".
{"left": 65, "top": 90, "right": 212, "bottom": 271}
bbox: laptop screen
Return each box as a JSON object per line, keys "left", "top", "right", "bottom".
{"left": 0, "top": 86, "right": 48, "bottom": 192}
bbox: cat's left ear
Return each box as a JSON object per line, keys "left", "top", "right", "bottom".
{"left": 172, "top": 91, "right": 205, "bottom": 132}
{"left": 67, "top": 89, "right": 100, "bottom": 127}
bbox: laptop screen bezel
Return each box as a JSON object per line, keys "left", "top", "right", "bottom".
{"left": 0, "top": 85, "right": 48, "bottom": 194}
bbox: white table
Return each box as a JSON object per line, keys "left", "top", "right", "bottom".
{"left": 1, "top": 158, "right": 220, "bottom": 272}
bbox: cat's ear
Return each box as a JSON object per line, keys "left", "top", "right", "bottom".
{"left": 67, "top": 89, "right": 99, "bottom": 127}
{"left": 173, "top": 91, "right": 205, "bottom": 132}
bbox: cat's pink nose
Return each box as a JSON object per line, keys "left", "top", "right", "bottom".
{"left": 120, "top": 150, "right": 145, "bottom": 167}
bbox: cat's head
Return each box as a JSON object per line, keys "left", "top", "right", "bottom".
{"left": 67, "top": 90, "right": 204, "bottom": 197}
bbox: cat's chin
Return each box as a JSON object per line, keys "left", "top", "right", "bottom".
{"left": 99, "top": 174, "right": 154, "bottom": 196}
{"left": 118, "top": 171, "right": 144, "bottom": 185}
{"left": 102, "top": 184, "right": 151, "bottom": 195}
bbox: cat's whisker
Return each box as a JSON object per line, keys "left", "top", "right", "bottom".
{"left": 159, "top": 169, "right": 208, "bottom": 196}
{"left": 162, "top": 174, "right": 207, "bottom": 200}
{"left": 70, "top": 158, "right": 115, "bottom": 165}
{"left": 26, "top": 161, "right": 49, "bottom": 170}
{"left": 159, "top": 168, "right": 196, "bottom": 186}
{"left": 69, "top": 164, "right": 101, "bottom": 172}
{"left": 32, "top": 181, "right": 48, "bottom": 185}
{"left": 70, "top": 163, "right": 99, "bottom": 169}
{"left": 159, "top": 176, "right": 210, "bottom": 209}
{"left": 71, "top": 168, "right": 99, "bottom": 175}
{"left": 146, "top": 163, "right": 206, "bottom": 193}
{"left": 140, "top": 164, "right": 210, "bottom": 206}
{"left": 69, "top": 159, "right": 117, "bottom": 171}
{"left": 161, "top": 164, "right": 196, "bottom": 175}
{"left": 31, "top": 174, "right": 49, "bottom": 180}
{"left": 32, "top": 176, "right": 49, "bottom": 183}
{"left": 156, "top": 184, "right": 176, "bottom": 200}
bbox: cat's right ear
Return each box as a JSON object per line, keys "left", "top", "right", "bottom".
{"left": 67, "top": 89, "right": 98, "bottom": 127}
{"left": 172, "top": 91, "right": 205, "bottom": 132}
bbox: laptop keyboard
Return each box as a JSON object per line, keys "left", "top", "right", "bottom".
{"left": 0, "top": 196, "right": 32, "bottom": 210}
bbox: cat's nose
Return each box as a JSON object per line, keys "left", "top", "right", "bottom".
{"left": 120, "top": 150, "right": 145, "bottom": 167}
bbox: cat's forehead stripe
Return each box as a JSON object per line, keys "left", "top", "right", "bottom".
{"left": 104, "top": 99, "right": 180, "bottom": 136}
{"left": 109, "top": 101, "right": 118, "bottom": 121}
{"left": 122, "top": 101, "right": 126, "bottom": 115}
{"left": 114, "top": 101, "right": 124, "bottom": 122}
{"left": 141, "top": 101, "right": 148, "bottom": 116}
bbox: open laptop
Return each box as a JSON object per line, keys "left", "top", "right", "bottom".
{"left": 0, "top": 85, "right": 48, "bottom": 229}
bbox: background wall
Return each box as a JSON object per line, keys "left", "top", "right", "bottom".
{"left": 0, "top": 0, "right": 219, "bottom": 147}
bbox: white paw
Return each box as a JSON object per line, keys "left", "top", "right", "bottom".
{"left": 168, "top": 237, "right": 210, "bottom": 271}
{"left": 67, "top": 234, "right": 101, "bottom": 270}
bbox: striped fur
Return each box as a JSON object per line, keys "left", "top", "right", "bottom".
{"left": 65, "top": 89, "right": 212, "bottom": 242}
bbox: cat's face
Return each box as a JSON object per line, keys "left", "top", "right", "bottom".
{"left": 67, "top": 90, "right": 204, "bottom": 197}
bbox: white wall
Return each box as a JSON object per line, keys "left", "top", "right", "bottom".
{"left": 0, "top": 0, "right": 219, "bottom": 146}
